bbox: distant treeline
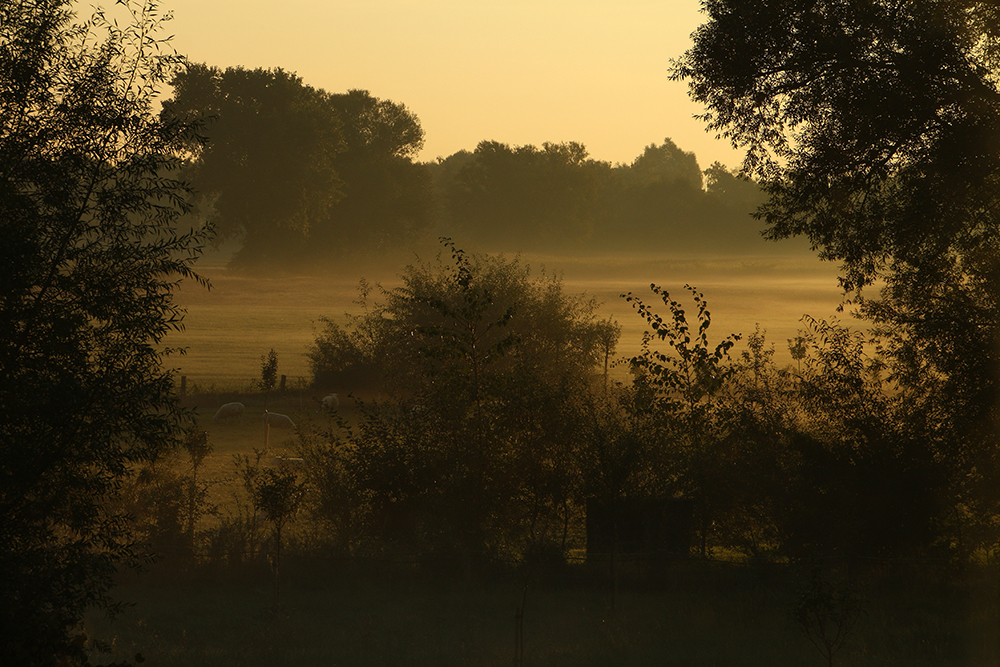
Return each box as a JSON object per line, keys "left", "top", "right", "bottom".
{"left": 427, "top": 140, "right": 767, "bottom": 255}
{"left": 162, "top": 64, "right": 771, "bottom": 269}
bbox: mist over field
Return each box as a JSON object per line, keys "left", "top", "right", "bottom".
{"left": 168, "top": 247, "right": 844, "bottom": 387}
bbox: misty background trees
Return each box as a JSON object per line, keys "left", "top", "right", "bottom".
{"left": 163, "top": 65, "right": 433, "bottom": 267}
{"left": 161, "top": 63, "right": 775, "bottom": 268}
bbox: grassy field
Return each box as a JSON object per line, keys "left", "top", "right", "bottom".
{"left": 170, "top": 251, "right": 846, "bottom": 517}
{"left": 166, "top": 252, "right": 846, "bottom": 388}
{"left": 85, "top": 559, "right": 999, "bottom": 666}
{"left": 104, "top": 252, "right": 997, "bottom": 667}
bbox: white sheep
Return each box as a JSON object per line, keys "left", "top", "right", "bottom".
{"left": 321, "top": 393, "right": 339, "bottom": 411}
{"left": 213, "top": 402, "right": 245, "bottom": 423}
{"left": 262, "top": 411, "right": 296, "bottom": 430}
{"left": 272, "top": 456, "right": 305, "bottom": 470}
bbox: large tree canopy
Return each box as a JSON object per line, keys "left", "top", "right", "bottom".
{"left": 319, "top": 88, "right": 434, "bottom": 261}
{"left": 0, "top": 0, "right": 208, "bottom": 664}
{"left": 163, "top": 67, "right": 432, "bottom": 268}
{"left": 671, "top": 0, "right": 1000, "bottom": 291}
{"left": 162, "top": 64, "right": 344, "bottom": 265}
{"left": 445, "top": 140, "right": 608, "bottom": 251}
{"left": 671, "top": 0, "right": 1000, "bottom": 552}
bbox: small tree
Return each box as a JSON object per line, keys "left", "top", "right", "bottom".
{"left": 794, "top": 566, "right": 865, "bottom": 667}
{"left": 623, "top": 284, "right": 741, "bottom": 557}
{"left": 261, "top": 348, "right": 279, "bottom": 404}
{"left": 182, "top": 427, "right": 214, "bottom": 554}
{"left": 248, "top": 464, "right": 306, "bottom": 609}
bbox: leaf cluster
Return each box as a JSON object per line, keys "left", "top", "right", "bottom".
{"left": 304, "top": 241, "right": 615, "bottom": 560}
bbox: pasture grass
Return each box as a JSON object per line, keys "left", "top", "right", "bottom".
{"left": 177, "top": 390, "right": 358, "bottom": 516}
{"left": 84, "top": 559, "right": 1000, "bottom": 666}
{"left": 132, "top": 258, "right": 998, "bottom": 666}
{"left": 168, "top": 255, "right": 845, "bottom": 385}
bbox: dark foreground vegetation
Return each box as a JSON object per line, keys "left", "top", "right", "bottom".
{"left": 86, "top": 558, "right": 997, "bottom": 667}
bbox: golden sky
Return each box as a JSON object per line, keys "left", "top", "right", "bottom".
{"left": 160, "top": 0, "right": 744, "bottom": 169}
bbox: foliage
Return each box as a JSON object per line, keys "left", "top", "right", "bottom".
{"left": 446, "top": 140, "right": 609, "bottom": 251}
{"left": 297, "top": 426, "right": 366, "bottom": 554}
{"left": 613, "top": 287, "right": 956, "bottom": 560}
{"left": 307, "top": 278, "right": 395, "bottom": 391}
{"left": 114, "top": 428, "right": 216, "bottom": 565}
{"left": 162, "top": 64, "right": 343, "bottom": 265}
{"left": 306, "top": 270, "right": 980, "bottom": 562}
{"left": 672, "top": 0, "right": 1000, "bottom": 559}
{"left": 322, "top": 89, "right": 434, "bottom": 260}
{"left": 163, "top": 68, "right": 432, "bottom": 267}
{"left": 181, "top": 427, "right": 214, "bottom": 550}
{"left": 0, "top": 0, "right": 209, "bottom": 664}
{"left": 620, "top": 285, "right": 741, "bottom": 556}
{"left": 435, "top": 137, "right": 775, "bottom": 255}
{"left": 672, "top": 0, "right": 1000, "bottom": 288}
{"left": 794, "top": 566, "right": 866, "bottom": 667}
{"left": 259, "top": 348, "right": 278, "bottom": 394}
{"left": 305, "top": 240, "right": 613, "bottom": 561}
{"left": 237, "top": 449, "right": 308, "bottom": 608}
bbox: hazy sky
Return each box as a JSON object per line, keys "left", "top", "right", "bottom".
{"left": 158, "top": 0, "right": 744, "bottom": 169}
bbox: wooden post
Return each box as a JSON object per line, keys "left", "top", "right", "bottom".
{"left": 180, "top": 375, "right": 186, "bottom": 398}
{"left": 279, "top": 374, "right": 286, "bottom": 392}
{"left": 513, "top": 584, "right": 527, "bottom": 667}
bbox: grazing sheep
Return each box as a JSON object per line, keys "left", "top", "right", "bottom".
{"left": 262, "top": 411, "right": 296, "bottom": 430}
{"left": 272, "top": 456, "right": 305, "bottom": 470}
{"left": 321, "top": 394, "right": 339, "bottom": 411}
{"left": 213, "top": 402, "right": 245, "bottom": 423}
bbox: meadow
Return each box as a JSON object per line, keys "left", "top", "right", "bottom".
{"left": 166, "top": 250, "right": 848, "bottom": 388}
{"left": 85, "top": 250, "right": 1000, "bottom": 667}
{"left": 166, "top": 250, "right": 849, "bottom": 512}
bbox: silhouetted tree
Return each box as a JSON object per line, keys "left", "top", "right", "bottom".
{"left": 307, "top": 240, "right": 612, "bottom": 563}
{"left": 0, "top": 1, "right": 209, "bottom": 664}
{"left": 596, "top": 139, "right": 706, "bottom": 249}
{"left": 246, "top": 462, "right": 306, "bottom": 608}
{"left": 447, "top": 141, "right": 609, "bottom": 251}
{"left": 626, "top": 138, "right": 703, "bottom": 190}
{"left": 163, "top": 70, "right": 432, "bottom": 268}
{"left": 162, "top": 64, "right": 344, "bottom": 266}
{"left": 672, "top": 0, "right": 1000, "bottom": 557}
{"left": 260, "top": 348, "right": 278, "bottom": 409}
{"left": 317, "top": 89, "right": 434, "bottom": 263}
{"left": 623, "top": 285, "right": 741, "bottom": 557}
